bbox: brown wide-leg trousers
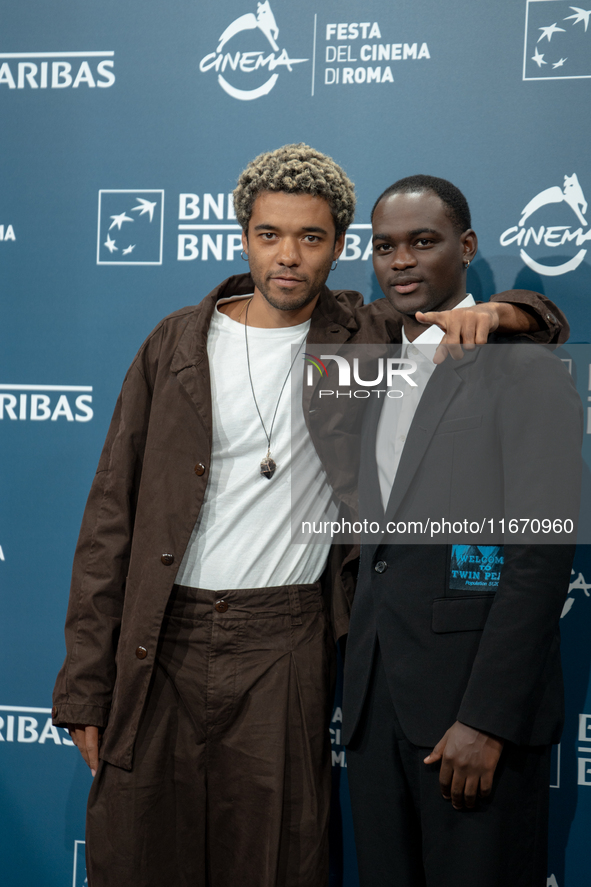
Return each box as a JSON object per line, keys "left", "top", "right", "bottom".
{"left": 86, "top": 582, "right": 335, "bottom": 887}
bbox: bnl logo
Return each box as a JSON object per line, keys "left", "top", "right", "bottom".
{"left": 73, "top": 840, "right": 87, "bottom": 887}
{"left": 524, "top": 1, "right": 591, "bottom": 80}
{"left": 97, "top": 190, "right": 164, "bottom": 265}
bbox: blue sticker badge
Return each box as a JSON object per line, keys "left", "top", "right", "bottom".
{"left": 449, "top": 545, "right": 504, "bottom": 591}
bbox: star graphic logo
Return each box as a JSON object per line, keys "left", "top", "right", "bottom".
{"left": 131, "top": 197, "right": 158, "bottom": 222}
{"left": 104, "top": 234, "right": 117, "bottom": 253}
{"left": 564, "top": 6, "right": 591, "bottom": 30}
{"left": 109, "top": 211, "right": 133, "bottom": 231}
{"left": 97, "top": 190, "right": 164, "bottom": 265}
{"left": 538, "top": 22, "right": 566, "bottom": 41}
{"left": 524, "top": 1, "right": 591, "bottom": 80}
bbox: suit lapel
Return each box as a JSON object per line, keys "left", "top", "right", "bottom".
{"left": 359, "top": 390, "right": 387, "bottom": 526}
{"left": 302, "top": 285, "right": 360, "bottom": 413}
{"left": 383, "top": 353, "right": 476, "bottom": 523}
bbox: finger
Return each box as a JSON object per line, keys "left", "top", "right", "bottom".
{"left": 474, "top": 314, "right": 492, "bottom": 345}
{"left": 454, "top": 313, "right": 477, "bottom": 345}
{"left": 75, "top": 732, "right": 91, "bottom": 769}
{"left": 464, "top": 776, "right": 479, "bottom": 810}
{"left": 424, "top": 748, "right": 443, "bottom": 763}
{"left": 424, "top": 736, "right": 446, "bottom": 764}
{"left": 450, "top": 771, "right": 466, "bottom": 810}
{"left": 424, "top": 750, "right": 442, "bottom": 763}
{"left": 433, "top": 343, "right": 450, "bottom": 365}
{"left": 457, "top": 314, "right": 477, "bottom": 349}
{"left": 443, "top": 342, "right": 464, "bottom": 361}
{"left": 415, "top": 310, "right": 441, "bottom": 329}
{"left": 479, "top": 770, "right": 494, "bottom": 798}
{"left": 439, "top": 317, "right": 464, "bottom": 360}
{"left": 439, "top": 760, "right": 453, "bottom": 799}
{"left": 85, "top": 726, "right": 100, "bottom": 776}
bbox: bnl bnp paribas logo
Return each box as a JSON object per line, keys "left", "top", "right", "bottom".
{"left": 199, "top": 2, "right": 307, "bottom": 100}
{"left": 500, "top": 174, "right": 590, "bottom": 276}
{"left": 523, "top": 1, "right": 591, "bottom": 80}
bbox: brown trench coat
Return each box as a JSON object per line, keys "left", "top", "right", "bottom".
{"left": 52, "top": 273, "right": 566, "bottom": 770}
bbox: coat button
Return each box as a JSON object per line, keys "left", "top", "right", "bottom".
{"left": 52, "top": 706, "right": 58, "bottom": 720}
{"left": 374, "top": 560, "right": 388, "bottom": 574}
{"left": 215, "top": 600, "right": 228, "bottom": 613}
{"left": 135, "top": 646, "right": 148, "bottom": 659}
{"left": 194, "top": 463, "right": 206, "bottom": 476}
{"left": 161, "top": 553, "right": 174, "bottom": 565}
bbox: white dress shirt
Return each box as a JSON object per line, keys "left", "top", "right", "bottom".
{"left": 376, "top": 294, "right": 476, "bottom": 510}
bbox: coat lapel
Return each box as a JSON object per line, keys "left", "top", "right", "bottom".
{"left": 170, "top": 273, "right": 255, "bottom": 427}
{"left": 383, "top": 350, "right": 478, "bottom": 523}
{"left": 303, "top": 284, "right": 360, "bottom": 413}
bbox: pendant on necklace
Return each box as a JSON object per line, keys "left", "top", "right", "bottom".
{"left": 260, "top": 450, "right": 277, "bottom": 480}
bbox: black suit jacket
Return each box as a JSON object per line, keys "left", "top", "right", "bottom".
{"left": 342, "top": 341, "right": 582, "bottom": 748}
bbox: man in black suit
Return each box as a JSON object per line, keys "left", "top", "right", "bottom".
{"left": 342, "top": 176, "right": 583, "bottom": 887}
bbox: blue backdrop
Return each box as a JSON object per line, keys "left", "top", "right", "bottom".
{"left": 1, "top": 2, "right": 590, "bottom": 884}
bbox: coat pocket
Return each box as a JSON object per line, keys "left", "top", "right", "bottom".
{"left": 432, "top": 593, "right": 495, "bottom": 633}
{"left": 435, "top": 414, "right": 482, "bottom": 435}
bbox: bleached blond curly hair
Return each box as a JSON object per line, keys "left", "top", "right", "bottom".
{"left": 233, "top": 143, "right": 356, "bottom": 236}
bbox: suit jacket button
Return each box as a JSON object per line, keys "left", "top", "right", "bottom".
{"left": 374, "top": 560, "right": 388, "bottom": 574}
{"left": 161, "top": 553, "right": 174, "bottom": 565}
{"left": 194, "top": 463, "right": 206, "bottom": 476}
{"left": 215, "top": 600, "right": 229, "bottom": 613}
{"left": 135, "top": 646, "right": 148, "bottom": 660}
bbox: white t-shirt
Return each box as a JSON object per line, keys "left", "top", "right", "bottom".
{"left": 376, "top": 294, "right": 476, "bottom": 509}
{"left": 175, "top": 296, "right": 334, "bottom": 590}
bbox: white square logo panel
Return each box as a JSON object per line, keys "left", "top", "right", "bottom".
{"left": 524, "top": 1, "right": 591, "bottom": 80}
{"left": 97, "top": 190, "right": 164, "bottom": 265}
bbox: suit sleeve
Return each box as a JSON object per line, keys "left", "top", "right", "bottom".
{"left": 456, "top": 352, "right": 582, "bottom": 744}
{"left": 52, "top": 353, "right": 154, "bottom": 729}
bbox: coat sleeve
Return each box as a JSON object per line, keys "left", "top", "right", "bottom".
{"left": 456, "top": 352, "right": 582, "bottom": 744}
{"left": 52, "top": 353, "right": 155, "bottom": 729}
{"left": 490, "top": 289, "right": 569, "bottom": 343}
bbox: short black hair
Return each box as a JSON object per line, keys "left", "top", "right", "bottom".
{"left": 371, "top": 174, "right": 472, "bottom": 233}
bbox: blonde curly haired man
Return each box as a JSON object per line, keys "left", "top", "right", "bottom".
{"left": 53, "top": 144, "right": 563, "bottom": 887}
{"left": 233, "top": 142, "right": 356, "bottom": 237}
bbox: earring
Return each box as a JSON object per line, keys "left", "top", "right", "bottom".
{"left": 241, "top": 250, "right": 249, "bottom": 262}
{"left": 330, "top": 260, "right": 338, "bottom": 271}
{"left": 464, "top": 259, "right": 471, "bottom": 269}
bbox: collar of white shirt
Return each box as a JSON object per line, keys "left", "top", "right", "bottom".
{"left": 401, "top": 294, "right": 476, "bottom": 346}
